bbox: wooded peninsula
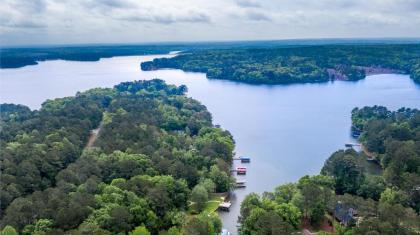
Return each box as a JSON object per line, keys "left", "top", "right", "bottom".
{"left": 0, "top": 80, "right": 235, "bottom": 234}
{"left": 141, "top": 44, "right": 420, "bottom": 84}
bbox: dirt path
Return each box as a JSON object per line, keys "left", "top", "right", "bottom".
{"left": 361, "top": 144, "right": 375, "bottom": 159}
{"left": 302, "top": 229, "right": 316, "bottom": 235}
{"left": 86, "top": 122, "right": 103, "bottom": 148}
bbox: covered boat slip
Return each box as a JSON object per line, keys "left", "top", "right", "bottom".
{"left": 236, "top": 167, "right": 247, "bottom": 175}
{"left": 233, "top": 156, "right": 251, "bottom": 163}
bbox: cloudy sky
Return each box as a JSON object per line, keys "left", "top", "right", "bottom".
{"left": 1, "top": 0, "right": 420, "bottom": 46}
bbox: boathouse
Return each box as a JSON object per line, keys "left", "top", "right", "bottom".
{"left": 236, "top": 167, "right": 246, "bottom": 175}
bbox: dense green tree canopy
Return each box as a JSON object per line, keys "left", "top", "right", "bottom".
{"left": 240, "top": 106, "right": 420, "bottom": 234}
{"left": 142, "top": 44, "right": 420, "bottom": 84}
{"left": 191, "top": 185, "right": 209, "bottom": 212}
{"left": 352, "top": 106, "right": 420, "bottom": 211}
{"left": 239, "top": 175, "right": 333, "bottom": 234}
{"left": 321, "top": 149, "right": 365, "bottom": 195}
{"left": 0, "top": 80, "right": 235, "bottom": 234}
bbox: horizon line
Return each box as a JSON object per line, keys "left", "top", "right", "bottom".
{"left": 2, "top": 37, "right": 420, "bottom": 49}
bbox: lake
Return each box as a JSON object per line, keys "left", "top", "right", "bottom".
{"left": 1, "top": 55, "right": 420, "bottom": 234}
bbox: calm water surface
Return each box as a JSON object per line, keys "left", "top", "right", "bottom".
{"left": 1, "top": 55, "right": 420, "bottom": 234}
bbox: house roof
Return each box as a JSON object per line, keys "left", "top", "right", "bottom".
{"left": 334, "top": 203, "right": 356, "bottom": 225}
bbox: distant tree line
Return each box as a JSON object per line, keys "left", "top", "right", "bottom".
{"left": 1, "top": 40, "right": 331, "bottom": 69}
{"left": 0, "top": 79, "right": 235, "bottom": 234}
{"left": 239, "top": 106, "right": 420, "bottom": 235}
{"left": 142, "top": 44, "right": 420, "bottom": 84}
{"left": 0, "top": 45, "right": 178, "bottom": 69}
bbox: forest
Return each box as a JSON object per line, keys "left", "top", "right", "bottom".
{"left": 239, "top": 106, "right": 420, "bottom": 235}
{"left": 141, "top": 44, "right": 420, "bottom": 84}
{"left": 3, "top": 40, "right": 419, "bottom": 70}
{"left": 0, "top": 45, "right": 177, "bottom": 69}
{"left": 0, "top": 80, "right": 235, "bottom": 234}
{"left": 0, "top": 40, "right": 316, "bottom": 69}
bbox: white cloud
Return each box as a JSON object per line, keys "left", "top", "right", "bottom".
{"left": 244, "top": 10, "right": 271, "bottom": 21}
{"left": 0, "top": 0, "right": 419, "bottom": 46}
{"left": 0, "top": 0, "right": 47, "bottom": 29}
{"left": 235, "top": 0, "right": 261, "bottom": 8}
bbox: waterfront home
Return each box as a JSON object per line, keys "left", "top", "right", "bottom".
{"left": 334, "top": 202, "right": 357, "bottom": 226}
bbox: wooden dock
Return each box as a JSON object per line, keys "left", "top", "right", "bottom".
{"left": 218, "top": 201, "right": 232, "bottom": 211}
{"left": 345, "top": 143, "right": 361, "bottom": 148}
{"left": 235, "top": 180, "right": 246, "bottom": 188}
{"left": 233, "top": 156, "right": 251, "bottom": 163}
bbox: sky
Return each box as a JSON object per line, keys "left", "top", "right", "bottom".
{"left": 1, "top": 0, "right": 420, "bottom": 46}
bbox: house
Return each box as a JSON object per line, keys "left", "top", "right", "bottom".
{"left": 334, "top": 202, "right": 357, "bottom": 226}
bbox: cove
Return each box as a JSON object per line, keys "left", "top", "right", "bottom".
{"left": 1, "top": 55, "right": 420, "bottom": 234}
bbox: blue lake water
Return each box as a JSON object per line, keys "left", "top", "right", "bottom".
{"left": 1, "top": 55, "right": 420, "bottom": 234}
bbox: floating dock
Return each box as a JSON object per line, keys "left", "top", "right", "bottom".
{"left": 345, "top": 143, "right": 361, "bottom": 148}
{"left": 233, "top": 156, "right": 251, "bottom": 163}
{"left": 235, "top": 180, "right": 246, "bottom": 188}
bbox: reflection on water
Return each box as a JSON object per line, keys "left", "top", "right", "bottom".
{"left": 1, "top": 55, "right": 420, "bottom": 234}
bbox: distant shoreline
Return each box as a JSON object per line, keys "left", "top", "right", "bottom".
{"left": 2, "top": 40, "right": 420, "bottom": 69}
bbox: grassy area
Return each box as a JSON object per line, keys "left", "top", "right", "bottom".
{"left": 203, "top": 200, "right": 222, "bottom": 213}
{"left": 189, "top": 195, "right": 225, "bottom": 214}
